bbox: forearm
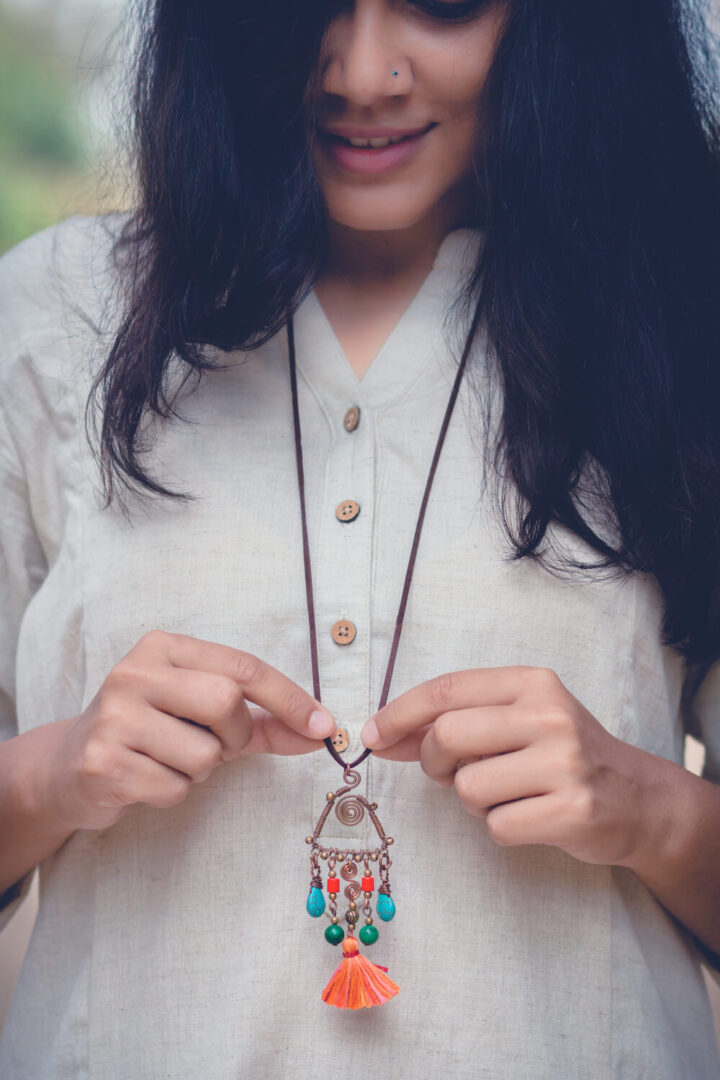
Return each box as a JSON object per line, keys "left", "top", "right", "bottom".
{"left": 618, "top": 749, "right": 720, "bottom": 957}
{"left": 0, "top": 719, "right": 76, "bottom": 897}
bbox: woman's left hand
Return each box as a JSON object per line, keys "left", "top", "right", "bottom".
{"left": 360, "top": 665, "right": 664, "bottom": 868}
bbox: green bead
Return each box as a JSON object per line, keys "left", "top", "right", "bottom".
{"left": 325, "top": 923, "right": 345, "bottom": 945}
{"left": 359, "top": 924, "right": 379, "bottom": 945}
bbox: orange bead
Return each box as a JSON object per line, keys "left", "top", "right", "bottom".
{"left": 361, "top": 876, "right": 375, "bottom": 891}
{"left": 327, "top": 877, "right": 340, "bottom": 893}
{"left": 342, "top": 936, "right": 359, "bottom": 957}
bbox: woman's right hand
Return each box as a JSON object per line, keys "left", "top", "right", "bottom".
{"left": 40, "top": 629, "right": 337, "bottom": 832}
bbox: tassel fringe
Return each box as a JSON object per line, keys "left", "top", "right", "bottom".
{"left": 321, "top": 936, "right": 400, "bottom": 1009}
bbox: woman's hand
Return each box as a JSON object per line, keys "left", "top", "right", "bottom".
{"left": 42, "top": 629, "right": 336, "bottom": 832}
{"left": 360, "top": 665, "right": 666, "bottom": 868}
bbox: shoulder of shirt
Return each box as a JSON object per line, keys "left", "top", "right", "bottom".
{"left": 0, "top": 210, "right": 132, "bottom": 392}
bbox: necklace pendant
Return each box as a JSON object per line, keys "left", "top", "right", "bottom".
{"left": 304, "top": 767, "right": 399, "bottom": 1008}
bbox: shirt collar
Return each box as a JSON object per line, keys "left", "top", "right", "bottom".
{"left": 287, "top": 226, "right": 485, "bottom": 414}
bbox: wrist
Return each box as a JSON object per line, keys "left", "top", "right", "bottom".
{"left": 0, "top": 719, "right": 78, "bottom": 898}
{"left": 612, "top": 747, "right": 720, "bottom": 956}
{"left": 14, "top": 717, "right": 80, "bottom": 836}
{"left": 613, "top": 747, "right": 691, "bottom": 877}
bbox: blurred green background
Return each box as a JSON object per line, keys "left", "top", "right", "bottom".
{"left": 0, "top": 0, "right": 127, "bottom": 255}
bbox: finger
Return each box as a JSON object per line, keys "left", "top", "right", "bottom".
{"left": 420, "top": 706, "right": 533, "bottom": 784}
{"left": 237, "top": 709, "right": 331, "bottom": 756}
{"left": 123, "top": 705, "right": 225, "bottom": 780}
{"left": 131, "top": 664, "right": 254, "bottom": 760}
{"left": 361, "top": 666, "right": 526, "bottom": 750}
{"left": 484, "top": 791, "right": 564, "bottom": 847}
{"left": 452, "top": 748, "right": 552, "bottom": 817}
{"left": 135, "top": 631, "right": 337, "bottom": 742}
{"left": 111, "top": 746, "right": 192, "bottom": 810}
{"left": 135, "top": 701, "right": 329, "bottom": 763}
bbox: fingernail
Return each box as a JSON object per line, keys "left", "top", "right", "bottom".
{"left": 309, "top": 710, "right": 335, "bottom": 738}
{"left": 361, "top": 719, "right": 379, "bottom": 748}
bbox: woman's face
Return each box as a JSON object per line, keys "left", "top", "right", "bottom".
{"left": 306, "top": 0, "right": 508, "bottom": 234}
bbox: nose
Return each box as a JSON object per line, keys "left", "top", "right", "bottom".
{"left": 320, "top": 4, "right": 409, "bottom": 107}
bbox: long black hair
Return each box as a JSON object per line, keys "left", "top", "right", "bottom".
{"left": 88, "top": 0, "right": 720, "bottom": 668}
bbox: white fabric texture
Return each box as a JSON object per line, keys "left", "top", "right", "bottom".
{"left": 0, "top": 213, "right": 719, "bottom": 1078}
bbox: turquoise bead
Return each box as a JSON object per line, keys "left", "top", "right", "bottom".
{"left": 306, "top": 887, "right": 325, "bottom": 918}
{"left": 377, "top": 892, "right": 396, "bottom": 922}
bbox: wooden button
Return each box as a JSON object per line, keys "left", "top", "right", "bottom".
{"left": 331, "top": 728, "right": 350, "bottom": 753}
{"left": 343, "top": 406, "right": 361, "bottom": 432}
{"left": 336, "top": 499, "right": 360, "bottom": 523}
{"left": 331, "top": 619, "right": 356, "bottom": 645}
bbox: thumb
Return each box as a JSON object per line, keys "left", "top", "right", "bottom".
{"left": 369, "top": 724, "right": 432, "bottom": 762}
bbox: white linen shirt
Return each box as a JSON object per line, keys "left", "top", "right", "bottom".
{"left": 0, "top": 214, "right": 719, "bottom": 1079}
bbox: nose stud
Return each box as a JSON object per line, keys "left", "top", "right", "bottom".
{"left": 391, "top": 69, "right": 399, "bottom": 78}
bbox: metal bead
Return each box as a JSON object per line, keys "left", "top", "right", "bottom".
{"left": 331, "top": 917, "right": 338, "bottom": 924}
{"left": 337, "top": 852, "right": 345, "bottom": 862}
{"left": 320, "top": 850, "right": 328, "bottom": 860}
{"left": 386, "top": 837, "right": 394, "bottom": 845}
{"left": 305, "top": 836, "right": 313, "bottom": 844}
{"left": 328, "top": 871, "right": 337, "bottom": 878}
{"left": 326, "top": 792, "right": 335, "bottom": 801}
{"left": 369, "top": 803, "right": 378, "bottom": 810}
{"left": 365, "top": 917, "right": 373, "bottom": 925}
{"left": 364, "top": 891, "right": 371, "bottom": 899}
{"left": 370, "top": 852, "right": 379, "bottom": 861}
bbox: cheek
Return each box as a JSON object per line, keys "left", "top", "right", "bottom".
{"left": 434, "top": 108, "right": 480, "bottom": 177}
{"left": 421, "top": 29, "right": 501, "bottom": 166}
{"left": 422, "top": 83, "right": 483, "bottom": 177}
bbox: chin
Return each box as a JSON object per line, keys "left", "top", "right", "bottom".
{"left": 324, "top": 193, "right": 439, "bottom": 234}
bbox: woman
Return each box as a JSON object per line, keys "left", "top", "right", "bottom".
{"left": 1, "top": 0, "right": 719, "bottom": 1075}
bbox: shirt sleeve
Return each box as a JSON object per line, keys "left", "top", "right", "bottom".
{"left": 0, "top": 214, "right": 118, "bottom": 934}
{"left": 0, "top": 340, "right": 48, "bottom": 933}
{"left": 680, "top": 658, "right": 720, "bottom": 985}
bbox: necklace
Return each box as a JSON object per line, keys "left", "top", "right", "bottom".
{"left": 287, "top": 299, "right": 481, "bottom": 1009}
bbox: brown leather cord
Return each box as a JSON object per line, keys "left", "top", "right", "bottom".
{"left": 287, "top": 300, "right": 482, "bottom": 771}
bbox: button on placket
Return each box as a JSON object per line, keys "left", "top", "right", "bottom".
{"left": 331, "top": 619, "right": 356, "bottom": 645}
{"left": 343, "top": 405, "right": 361, "bottom": 432}
{"left": 331, "top": 728, "right": 350, "bottom": 753}
{"left": 336, "top": 499, "right": 360, "bottom": 523}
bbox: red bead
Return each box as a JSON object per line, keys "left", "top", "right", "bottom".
{"left": 327, "top": 877, "right": 340, "bottom": 893}
{"left": 361, "top": 876, "right": 375, "bottom": 891}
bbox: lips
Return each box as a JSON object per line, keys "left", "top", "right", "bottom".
{"left": 316, "top": 123, "right": 436, "bottom": 175}
{"left": 322, "top": 122, "right": 435, "bottom": 144}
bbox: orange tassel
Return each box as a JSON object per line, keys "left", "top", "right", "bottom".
{"left": 321, "top": 935, "right": 400, "bottom": 1009}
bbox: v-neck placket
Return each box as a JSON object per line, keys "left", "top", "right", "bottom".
{"left": 285, "top": 227, "right": 484, "bottom": 853}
